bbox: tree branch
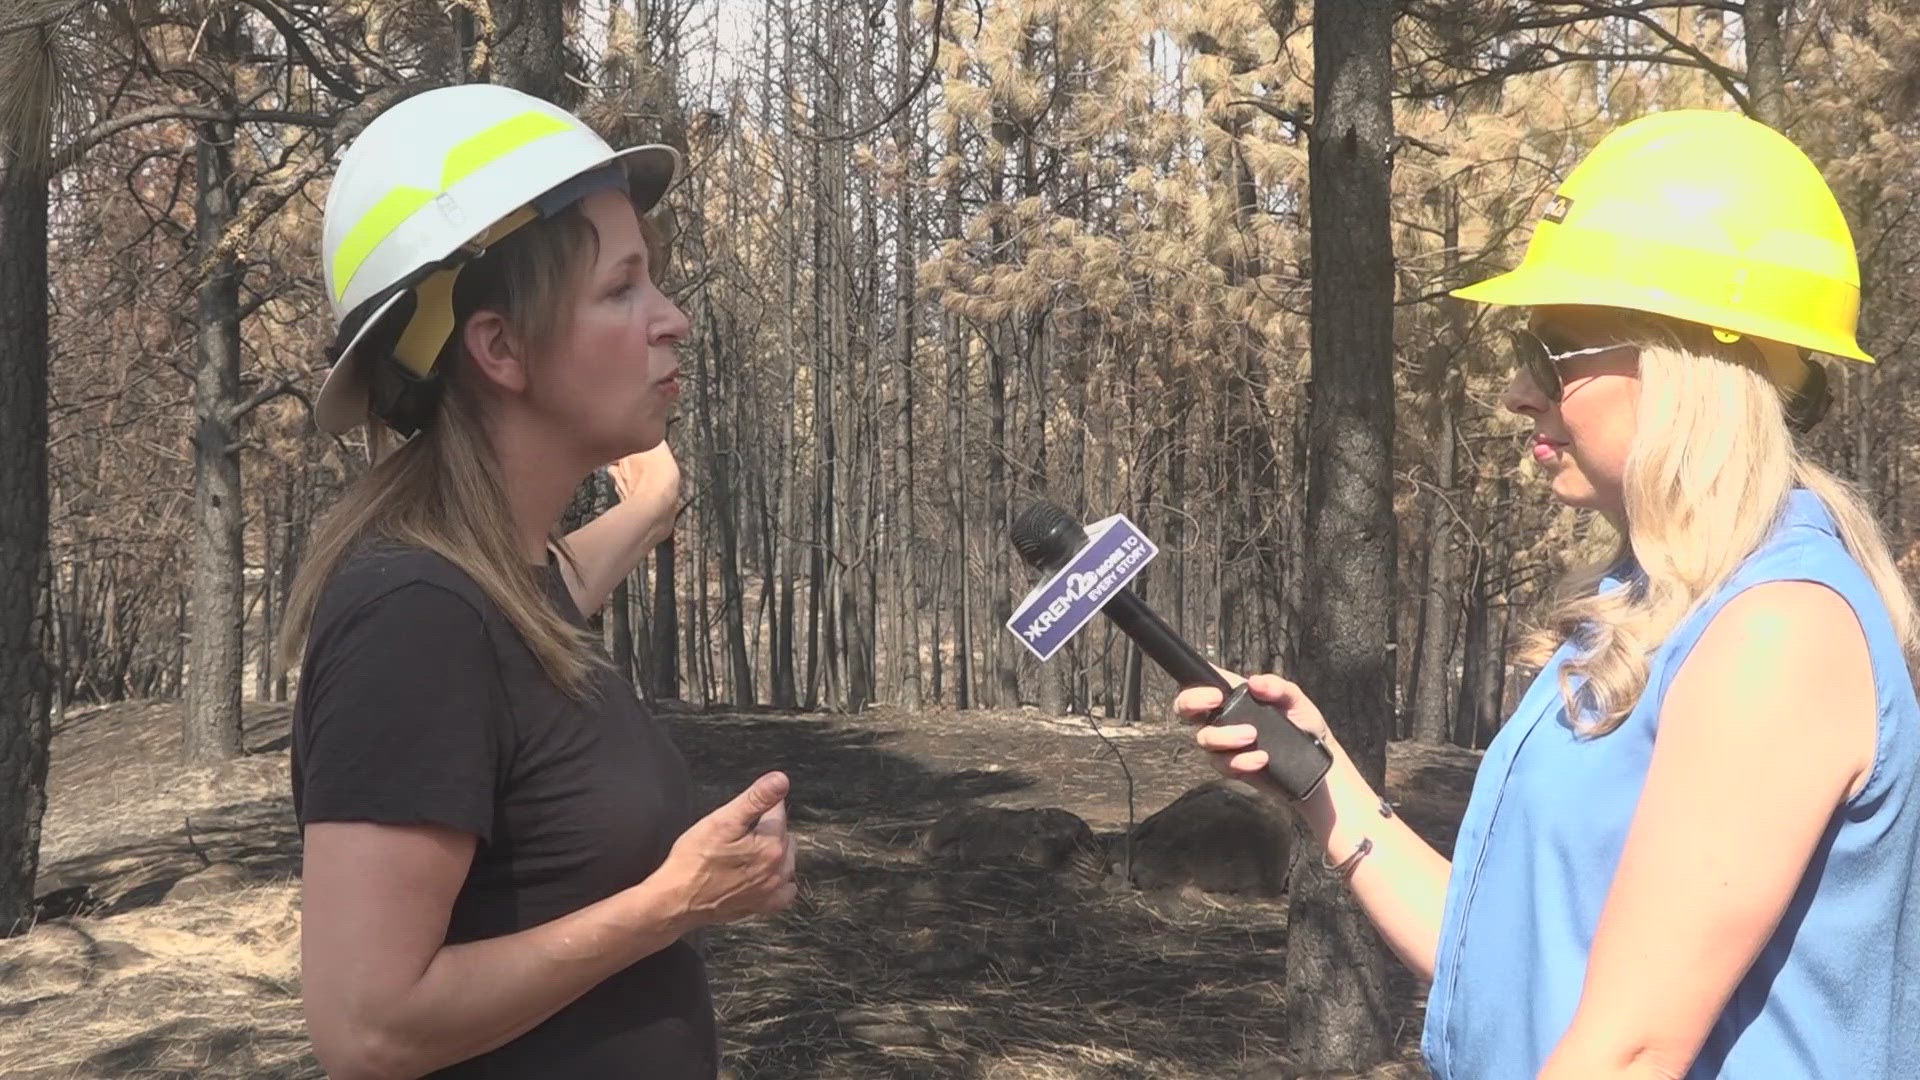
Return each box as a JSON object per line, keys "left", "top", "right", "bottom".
{"left": 202, "top": 144, "right": 332, "bottom": 274}
{"left": 223, "top": 379, "right": 299, "bottom": 426}
{"left": 798, "top": 0, "right": 945, "bottom": 143}
{"left": 1226, "top": 97, "right": 1311, "bottom": 133}
{"left": 1398, "top": 1, "right": 1750, "bottom": 108}
{"left": 0, "top": 0, "right": 85, "bottom": 41}
{"left": 1395, "top": 133, "right": 1448, "bottom": 157}
{"left": 1613, "top": 7, "right": 1750, "bottom": 111}
{"left": 231, "top": 0, "right": 363, "bottom": 104}
{"left": 54, "top": 106, "right": 332, "bottom": 174}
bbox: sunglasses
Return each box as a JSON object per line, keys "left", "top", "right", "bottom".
{"left": 1505, "top": 328, "right": 1638, "bottom": 402}
{"left": 1505, "top": 327, "right": 1834, "bottom": 433}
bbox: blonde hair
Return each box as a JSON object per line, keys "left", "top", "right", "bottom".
{"left": 280, "top": 200, "right": 640, "bottom": 698}
{"left": 1518, "top": 317, "right": 1917, "bottom": 735}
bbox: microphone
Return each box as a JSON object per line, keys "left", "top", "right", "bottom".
{"left": 1010, "top": 503, "right": 1230, "bottom": 692}
{"left": 1009, "top": 501, "right": 1333, "bottom": 801}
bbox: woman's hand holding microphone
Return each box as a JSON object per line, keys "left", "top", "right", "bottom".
{"left": 1176, "top": 674, "right": 1451, "bottom": 978}
{"left": 1173, "top": 674, "right": 1354, "bottom": 847}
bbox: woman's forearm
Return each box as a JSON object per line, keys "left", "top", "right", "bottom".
{"left": 1299, "top": 748, "right": 1452, "bottom": 980}
{"left": 559, "top": 495, "right": 673, "bottom": 616}
{"left": 313, "top": 874, "right": 693, "bottom": 1080}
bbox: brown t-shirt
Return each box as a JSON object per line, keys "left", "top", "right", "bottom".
{"left": 291, "top": 542, "right": 715, "bottom": 1079}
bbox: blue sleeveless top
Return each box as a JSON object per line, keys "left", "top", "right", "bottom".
{"left": 1421, "top": 489, "right": 1920, "bottom": 1078}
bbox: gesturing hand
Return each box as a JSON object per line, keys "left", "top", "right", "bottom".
{"left": 661, "top": 772, "right": 797, "bottom": 928}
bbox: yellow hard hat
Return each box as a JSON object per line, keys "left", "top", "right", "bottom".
{"left": 1453, "top": 109, "right": 1873, "bottom": 364}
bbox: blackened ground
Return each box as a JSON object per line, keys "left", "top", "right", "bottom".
{"left": 0, "top": 698, "right": 1479, "bottom": 1079}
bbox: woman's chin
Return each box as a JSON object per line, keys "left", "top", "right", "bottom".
{"left": 1548, "top": 470, "right": 1598, "bottom": 510}
{"left": 599, "top": 417, "right": 666, "bottom": 461}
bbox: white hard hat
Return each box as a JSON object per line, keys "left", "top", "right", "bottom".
{"left": 316, "top": 83, "right": 679, "bottom": 435}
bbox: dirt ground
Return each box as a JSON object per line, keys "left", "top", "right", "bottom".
{"left": 0, "top": 698, "right": 1479, "bottom": 1079}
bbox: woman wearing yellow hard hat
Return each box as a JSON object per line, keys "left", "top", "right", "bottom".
{"left": 279, "top": 84, "right": 796, "bottom": 1079}
{"left": 1177, "top": 109, "right": 1920, "bottom": 1078}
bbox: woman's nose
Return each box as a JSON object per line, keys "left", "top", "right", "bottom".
{"left": 1502, "top": 367, "right": 1547, "bottom": 417}
{"left": 655, "top": 297, "right": 691, "bottom": 346}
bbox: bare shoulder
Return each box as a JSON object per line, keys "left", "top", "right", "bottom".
{"left": 1666, "top": 579, "right": 1875, "bottom": 794}
{"left": 1700, "top": 579, "right": 1864, "bottom": 652}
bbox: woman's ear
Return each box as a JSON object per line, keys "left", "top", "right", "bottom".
{"left": 462, "top": 310, "right": 529, "bottom": 394}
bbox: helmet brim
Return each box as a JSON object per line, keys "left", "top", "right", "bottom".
{"left": 1451, "top": 264, "right": 1875, "bottom": 364}
{"left": 616, "top": 143, "right": 679, "bottom": 215}
{"left": 315, "top": 289, "right": 410, "bottom": 435}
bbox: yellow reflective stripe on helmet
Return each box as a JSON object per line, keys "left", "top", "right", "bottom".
{"left": 442, "top": 112, "right": 570, "bottom": 189}
{"left": 331, "top": 185, "right": 435, "bottom": 301}
{"left": 331, "top": 110, "right": 572, "bottom": 301}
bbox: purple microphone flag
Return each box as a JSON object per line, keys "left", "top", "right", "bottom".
{"left": 1006, "top": 513, "right": 1158, "bottom": 662}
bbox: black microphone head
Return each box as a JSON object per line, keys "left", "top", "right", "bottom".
{"left": 1010, "top": 501, "right": 1089, "bottom": 573}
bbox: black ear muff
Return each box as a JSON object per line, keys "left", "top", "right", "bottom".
{"left": 368, "top": 354, "right": 445, "bottom": 440}
{"left": 347, "top": 289, "right": 445, "bottom": 440}
{"left": 1783, "top": 357, "right": 1831, "bottom": 434}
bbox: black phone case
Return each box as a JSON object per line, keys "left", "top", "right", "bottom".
{"left": 1213, "top": 683, "right": 1333, "bottom": 801}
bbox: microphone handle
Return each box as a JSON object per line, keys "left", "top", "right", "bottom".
{"left": 1099, "top": 590, "right": 1232, "bottom": 692}
{"left": 1097, "top": 588, "right": 1333, "bottom": 801}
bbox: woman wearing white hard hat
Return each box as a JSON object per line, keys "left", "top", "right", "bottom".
{"left": 1178, "top": 110, "right": 1920, "bottom": 1077}
{"left": 280, "top": 84, "right": 795, "bottom": 1079}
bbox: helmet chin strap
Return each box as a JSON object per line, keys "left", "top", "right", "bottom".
{"left": 1737, "top": 331, "right": 1831, "bottom": 433}
{"left": 1782, "top": 354, "right": 1832, "bottom": 433}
